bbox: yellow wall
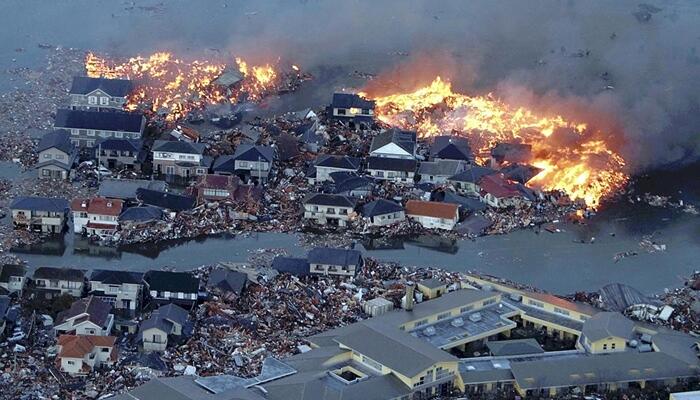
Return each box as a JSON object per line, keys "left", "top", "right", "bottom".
{"left": 416, "top": 284, "right": 447, "bottom": 300}
{"left": 400, "top": 293, "right": 501, "bottom": 331}
{"left": 588, "top": 336, "right": 627, "bottom": 354}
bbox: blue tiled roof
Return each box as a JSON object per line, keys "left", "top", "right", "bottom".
{"left": 37, "top": 129, "right": 73, "bottom": 154}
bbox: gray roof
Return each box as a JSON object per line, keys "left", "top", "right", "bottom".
{"left": 55, "top": 109, "right": 144, "bottom": 133}
{"left": 207, "top": 269, "right": 248, "bottom": 295}
{"left": 441, "top": 191, "right": 487, "bottom": 211}
{"left": 139, "top": 314, "right": 174, "bottom": 334}
{"left": 0, "top": 264, "right": 26, "bottom": 283}
{"left": 486, "top": 338, "right": 544, "bottom": 356}
{"left": 418, "top": 159, "right": 466, "bottom": 177}
{"left": 99, "top": 178, "right": 168, "bottom": 200}
{"left": 56, "top": 295, "right": 112, "bottom": 326}
{"left": 153, "top": 140, "right": 205, "bottom": 155}
{"left": 369, "top": 128, "right": 416, "bottom": 155}
{"left": 32, "top": 267, "right": 85, "bottom": 281}
{"left": 156, "top": 303, "right": 190, "bottom": 325}
{"left": 90, "top": 269, "right": 143, "bottom": 285}
{"left": 366, "top": 156, "right": 417, "bottom": 172}
{"left": 9, "top": 196, "right": 69, "bottom": 212}
{"left": 581, "top": 312, "right": 634, "bottom": 342}
{"left": 418, "top": 278, "right": 447, "bottom": 289}
{"left": 308, "top": 248, "right": 362, "bottom": 267}
{"left": 232, "top": 144, "right": 274, "bottom": 163}
{"left": 302, "top": 193, "right": 356, "bottom": 208}
{"left": 314, "top": 154, "right": 360, "bottom": 170}
{"left": 448, "top": 166, "right": 496, "bottom": 183}
{"left": 69, "top": 76, "right": 133, "bottom": 97}
{"left": 37, "top": 129, "right": 73, "bottom": 154}
{"left": 331, "top": 93, "right": 375, "bottom": 110}
{"left": 119, "top": 205, "right": 164, "bottom": 222}
{"left": 598, "top": 283, "right": 656, "bottom": 312}
{"left": 511, "top": 352, "right": 699, "bottom": 390}
{"left": 263, "top": 370, "right": 409, "bottom": 400}
{"left": 120, "top": 376, "right": 266, "bottom": 400}
{"left": 361, "top": 199, "right": 403, "bottom": 218}
{"left": 271, "top": 257, "right": 310, "bottom": 276}
{"left": 430, "top": 136, "right": 472, "bottom": 161}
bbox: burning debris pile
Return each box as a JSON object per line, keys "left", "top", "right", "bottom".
{"left": 85, "top": 52, "right": 309, "bottom": 121}
{"left": 363, "top": 77, "right": 628, "bottom": 208}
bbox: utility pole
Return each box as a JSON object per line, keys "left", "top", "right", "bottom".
{"left": 97, "top": 142, "right": 102, "bottom": 182}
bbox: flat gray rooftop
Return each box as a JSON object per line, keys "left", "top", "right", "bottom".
{"left": 504, "top": 299, "right": 584, "bottom": 331}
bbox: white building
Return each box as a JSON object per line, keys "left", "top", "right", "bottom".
{"left": 32, "top": 267, "right": 85, "bottom": 298}
{"left": 54, "top": 296, "right": 114, "bottom": 336}
{"left": 89, "top": 270, "right": 144, "bottom": 312}
{"left": 405, "top": 200, "right": 459, "bottom": 230}
{"left": 71, "top": 197, "right": 124, "bottom": 239}
{"left": 302, "top": 193, "right": 357, "bottom": 227}
{"left": 369, "top": 128, "right": 417, "bottom": 159}
{"left": 57, "top": 334, "right": 117, "bottom": 375}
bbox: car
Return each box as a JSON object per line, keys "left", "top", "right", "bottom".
{"left": 97, "top": 165, "right": 112, "bottom": 177}
{"left": 8, "top": 331, "right": 25, "bottom": 342}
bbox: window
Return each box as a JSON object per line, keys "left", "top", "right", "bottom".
{"left": 67, "top": 360, "right": 75, "bottom": 366}
{"left": 527, "top": 299, "right": 544, "bottom": 308}
{"left": 337, "top": 108, "right": 346, "bottom": 115}
{"left": 239, "top": 161, "right": 249, "bottom": 168}
{"left": 42, "top": 169, "right": 51, "bottom": 177}
{"left": 115, "top": 132, "right": 123, "bottom": 138}
{"left": 437, "top": 312, "right": 451, "bottom": 320}
{"left": 87, "top": 130, "right": 95, "bottom": 136}
{"left": 55, "top": 154, "right": 64, "bottom": 160}
{"left": 553, "top": 307, "right": 570, "bottom": 316}
{"left": 101, "top": 347, "right": 110, "bottom": 352}
{"left": 79, "top": 129, "right": 87, "bottom": 135}
{"left": 88, "top": 96, "right": 97, "bottom": 104}
{"left": 376, "top": 171, "right": 384, "bottom": 178}
{"left": 361, "top": 355, "right": 382, "bottom": 371}
{"left": 611, "top": 343, "right": 616, "bottom": 350}
{"left": 460, "top": 305, "right": 473, "bottom": 314}
{"left": 100, "top": 97, "right": 109, "bottom": 105}
{"left": 153, "top": 334, "right": 162, "bottom": 343}
{"left": 482, "top": 298, "right": 497, "bottom": 306}
{"left": 43, "top": 154, "right": 51, "bottom": 159}
{"left": 71, "top": 130, "right": 79, "bottom": 136}
{"left": 87, "top": 140, "right": 95, "bottom": 147}
{"left": 362, "top": 108, "right": 370, "bottom": 114}
{"left": 327, "top": 208, "right": 336, "bottom": 215}
{"left": 603, "top": 343, "right": 608, "bottom": 350}
{"left": 414, "top": 319, "right": 428, "bottom": 327}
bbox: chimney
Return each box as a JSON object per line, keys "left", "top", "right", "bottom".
{"left": 404, "top": 281, "right": 415, "bottom": 311}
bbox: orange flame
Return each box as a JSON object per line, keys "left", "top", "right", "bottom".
{"left": 364, "top": 77, "right": 628, "bottom": 207}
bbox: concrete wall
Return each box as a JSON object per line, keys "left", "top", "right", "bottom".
{"left": 142, "top": 327, "right": 168, "bottom": 352}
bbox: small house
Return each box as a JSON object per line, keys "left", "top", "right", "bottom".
{"left": 430, "top": 136, "right": 473, "bottom": 162}
{"left": 369, "top": 128, "right": 416, "bottom": 159}
{"left": 69, "top": 76, "right": 132, "bottom": 111}
{"left": 418, "top": 159, "right": 468, "bottom": 184}
{"left": 136, "top": 189, "right": 196, "bottom": 212}
{"left": 366, "top": 157, "right": 417, "bottom": 185}
{"left": 98, "top": 178, "right": 168, "bottom": 203}
{"left": 118, "top": 206, "right": 164, "bottom": 229}
{"left": 35, "top": 129, "right": 78, "bottom": 180}
{"left": 54, "top": 295, "right": 114, "bottom": 336}
{"left": 57, "top": 334, "right": 117, "bottom": 375}
{"left": 447, "top": 166, "right": 497, "bottom": 197}
{"left": 144, "top": 271, "right": 199, "bottom": 306}
{"left": 416, "top": 278, "right": 448, "bottom": 300}
{"left": 213, "top": 144, "right": 275, "bottom": 183}
{"left": 9, "top": 196, "right": 69, "bottom": 234}
{"left": 328, "top": 93, "right": 375, "bottom": 129}
{"left": 169, "top": 125, "right": 200, "bottom": 143}
{"left": 152, "top": 140, "right": 210, "bottom": 182}
{"left": 579, "top": 312, "right": 634, "bottom": 354}
{"left": 302, "top": 193, "right": 357, "bottom": 227}
{"left": 206, "top": 269, "right": 248, "bottom": 300}
{"left": 55, "top": 109, "right": 145, "bottom": 148}
{"left": 31, "top": 267, "right": 86, "bottom": 298}
{"left": 71, "top": 197, "right": 124, "bottom": 239}
{"left": 361, "top": 199, "right": 405, "bottom": 226}
{"left": 95, "top": 138, "right": 144, "bottom": 171}
{"left": 405, "top": 200, "right": 459, "bottom": 230}
{"left": 311, "top": 154, "right": 361, "bottom": 183}
{"left": 332, "top": 174, "right": 374, "bottom": 198}
{"left": 89, "top": 270, "right": 144, "bottom": 313}
{"left": 308, "top": 247, "right": 363, "bottom": 277}
{"left": 478, "top": 174, "right": 527, "bottom": 208}
{"left": 191, "top": 174, "right": 240, "bottom": 203}
{"left": 140, "top": 303, "right": 191, "bottom": 352}
{"left": 0, "top": 264, "right": 27, "bottom": 295}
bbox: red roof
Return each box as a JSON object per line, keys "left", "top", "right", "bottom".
{"left": 197, "top": 174, "right": 240, "bottom": 190}
{"left": 479, "top": 174, "right": 521, "bottom": 198}
{"left": 405, "top": 200, "right": 458, "bottom": 219}
{"left": 86, "top": 222, "right": 118, "bottom": 230}
{"left": 71, "top": 197, "right": 123, "bottom": 216}
{"left": 57, "top": 334, "right": 116, "bottom": 358}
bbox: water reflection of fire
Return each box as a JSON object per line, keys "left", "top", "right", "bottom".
{"left": 363, "top": 77, "right": 628, "bottom": 208}
{"left": 85, "top": 52, "right": 289, "bottom": 121}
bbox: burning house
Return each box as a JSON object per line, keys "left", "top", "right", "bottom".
{"left": 328, "top": 93, "right": 375, "bottom": 129}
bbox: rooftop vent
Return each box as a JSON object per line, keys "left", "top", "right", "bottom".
{"left": 423, "top": 326, "right": 436, "bottom": 336}
{"left": 451, "top": 317, "right": 464, "bottom": 327}
{"left": 469, "top": 313, "right": 482, "bottom": 323}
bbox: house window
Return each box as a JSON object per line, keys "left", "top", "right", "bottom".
{"left": 603, "top": 344, "right": 608, "bottom": 350}
{"left": 611, "top": 343, "right": 616, "bottom": 350}
{"left": 115, "top": 132, "right": 123, "bottom": 138}
{"left": 153, "top": 334, "right": 162, "bottom": 343}
{"left": 87, "top": 130, "right": 95, "bottom": 136}
{"left": 43, "top": 153, "right": 51, "bottom": 159}
{"left": 337, "top": 108, "right": 346, "bottom": 115}
{"left": 362, "top": 108, "right": 370, "bottom": 114}
{"left": 101, "top": 347, "right": 110, "bottom": 352}
{"left": 88, "top": 96, "right": 97, "bottom": 104}
{"left": 376, "top": 171, "right": 384, "bottom": 178}
{"left": 460, "top": 305, "right": 473, "bottom": 313}
{"left": 42, "top": 169, "right": 51, "bottom": 177}
{"left": 67, "top": 360, "right": 76, "bottom": 365}
{"left": 437, "top": 312, "right": 451, "bottom": 320}
{"left": 327, "top": 208, "right": 336, "bottom": 215}
{"left": 553, "top": 307, "right": 570, "bottom": 316}
{"left": 239, "top": 161, "right": 249, "bottom": 168}
{"left": 55, "top": 154, "right": 64, "bottom": 160}
{"left": 482, "top": 298, "right": 497, "bottom": 306}
{"left": 414, "top": 319, "right": 428, "bottom": 327}
{"left": 100, "top": 97, "right": 109, "bottom": 105}
{"left": 527, "top": 299, "right": 544, "bottom": 308}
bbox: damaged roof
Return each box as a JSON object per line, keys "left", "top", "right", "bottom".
{"left": 207, "top": 269, "right": 248, "bottom": 296}
{"left": 136, "top": 189, "right": 196, "bottom": 212}
{"left": 331, "top": 93, "right": 375, "bottom": 109}
{"left": 56, "top": 295, "right": 112, "bottom": 327}
{"left": 314, "top": 154, "right": 360, "bottom": 170}
{"left": 448, "top": 166, "right": 496, "bottom": 183}
{"left": 119, "top": 205, "right": 164, "bottom": 222}
{"left": 232, "top": 144, "right": 274, "bottom": 163}
{"left": 308, "top": 248, "right": 362, "bottom": 267}
{"left": 361, "top": 199, "right": 403, "bottom": 218}
{"left": 271, "top": 257, "right": 311, "bottom": 276}
{"left": 405, "top": 200, "right": 459, "bottom": 219}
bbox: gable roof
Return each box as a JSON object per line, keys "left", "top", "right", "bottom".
{"left": 212, "top": 155, "right": 235, "bottom": 172}
{"left": 145, "top": 271, "right": 199, "bottom": 293}
{"left": 155, "top": 303, "right": 190, "bottom": 326}
{"left": 418, "top": 159, "right": 466, "bottom": 177}
{"left": 370, "top": 129, "right": 416, "bottom": 155}
{"left": 440, "top": 191, "right": 488, "bottom": 211}
{"left": 98, "top": 178, "right": 168, "bottom": 200}
{"left": 302, "top": 193, "right": 357, "bottom": 208}
{"left": 430, "top": 136, "right": 472, "bottom": 161}
{"left": 207, "top": 269, "right": 248, "bottom": 295}
{"left": 486, "top": 338, "right": 544, "bottom": 356}
{"left": 152, "top": 140, "right": 205, "bottom": 155}
{"left": 479, "top": 174, "right": 522, "bottom": 199}
{"left": 33, "top": 267, "right": 85, "bottom": 281}
{"left": 271, "top": 257, "right": 311, "bottom": 276}
{"left": 334, "top": 176, "right": 373, "bottom": 194}
{"left": 314, "top": 154, "right": 360, "bottom": 170}
{"left": 491, "top": 143, "right": 531, "bottom": 162}
{"left": 90, "top": 269, "right": 144, "bottom": 285}
{"left": 58, "top": 334, "right": 116, "bottom": 358}
{"left": 361, "top": 199, "right": 403, "bottom": 218}
{"left": 37, "top": 129, "right": 73, "bottom": 154}
{"left": 405, "top": 200, "right": 459, "bottom": 219}
{"left": 581, "top": 312, "right": 635, "bottom": 342}
{"left": 95, "top": 138, "right": 143, "bottom": 153}
{"left": 55, "top": 109, "right": 144, "bottom": 133}
{"left": 136, "top": 189, "right": 196, "bottom": 212}
{"left": 56, "top": 295, "right": 112, "bottom": 326}
{"left": 366, "top": 156, "right": 417, "bottom": 172}
{"left": 119, "top": 205, "right": 164, "bottom": 222}
{"left": 69, "top": 76, "right": 133, "bottom": 97}
{"left": 448, "top": 166, "right": 496, "bottom": 183}
{"left": 331, "top": 93, "right": 375, "bottom": 109}
{"left": 308, "top": 248, "right": 362, "bottom": 267}
{"left": 10, "top": 196, "right": 69, "bottom": 212}
{"left": 232, "top": 144, "right": 274, "bottom": 163}
{"left": 0, "top": 264, "right": 26, "bottom": 283}
{"left": 71, "top": 197, "right": 124, "bottom": 216}
{"left": 522, "top": 291, "right": 600, "bottom": 316}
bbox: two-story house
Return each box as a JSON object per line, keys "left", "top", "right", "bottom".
{"left": 144, "top": 271, "right": 200, "bottom": 306}
{"left": 9, "top": 196, "right": 69, "bottom": 234}
{"left": 152, "top": 140, "right": 210, "bottom": 182}
{"left": 310, "top": 154, "right": 361, "bottom": 183}
{"left": 54, "top": 295, "right": 114, "bottom": 336}
{"left": 369, "top": 128, "right": 417, "bottom": 159}
{"left": 69, "top": 76, "right": 132, "bottom": 111}
{"left": 190, "top": 174, "right": 241, "bottom": 203}
{"left": 55, "top": 109, "right": 146, "bottom": 148}
{"left": 447, "top": 166, "right": 497, "bottom": 197}
{"left": 57, "top": 334, "right": 117, "bottom": 375}
{"left": 213, "top": 144, "right": 275, "bottom": 183}
{"left": 0, "top": 264, "right": 27, "bottom": 295}
{"left": 89, "top": 270, "right": 144, "bottom": 313}
{"left": 478, "top": 174, "right": 531, "bottom": 208}
{"left": 71, "top": 197, "right": 124, "bottom": 239}
{"left": 328, "top": 93, "right": 375, "bottom": 129}
{"left": 418, "top": 159, "right": 468, "bottom": 184}
{"left": 32, "top": 267, "right": 86, "bottom": 298}
{"left": 361, "top": 199, "right": 405, "bottom": 227}
{"left": 302, "top": 193, "right": 357, "bottom": 227}
{"left": 366, "top": 157, "right": 417, "bottom": 185}
{"left": 140, "top": 303, "right": 191, "bottom": 352}
{"left": 308, "top": 247, "right": 363, "bottom": 277}
{"left": 430, "top": 136, "right": 473, "bottom": 162}
{"left": 35, "top": 129, "right": 78, "bottom": 181}
{"left": 405, "top": 200, "right": 460, "bottom": 230}
{"left": 95, "top": 138, "right": 144, "bottom": 171}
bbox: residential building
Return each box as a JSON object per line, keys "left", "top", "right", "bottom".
{"left": 56, "top": 334, "right": 117, "bottom": 375}
{"left": 206, "top": 269, "right": 248, "bottom": 300}
{"left": 416, "top": 278, "right": 449, "bottom": 300}
{"left": 430, "top": 136, "right": 473, "bottom": 162}
{"left": 31, "top": 267, "right": 85, "bottom": 298}
{"left": 328, "top": 93, "right": 375, "bottom": 129}
{"left": 366, "top": 157, "right": 417, "bottom": 185}
{"left": 109, "top": 376, "right": 266, "bottom": 400}
{"left": 118, "top": 206, "right": 164, "bottom": 229}
{"left": 418, "top": 159, "right": 468, "bottom": 184}
{"left": 213, "top": 144, "right": 275, "bottom": 183}
{"left": 54, "top": 295, "right": 114, "bottom": 336}
{"left": 271, "top": 257, "right": 311, "bottom": 276}
{"left": 294, "top": 119, "right": 324, "bottom": 152}
{"left": 98, "top": 178, "right": 168, "bottom": 203}
{"left": 0, "top": 264, "right": 27, "bottom": 294}
{"left": 311, "top": 154, "right": 360, "bottom": 183}
{"left": 330, "top": 172, "right": 374, "bottom": 198}
{"left": 89, "top": 270, "right": 144, "bottom": 312}
{"left": 190, "top": 174, "right": 240, "bottom": 202}
{"left": 302, "top": 193, "right": 357, "bottom": 227}
{"left": 478, "top": 174, "right": 529, "bottom": 208}
{"left": 9, "top": 196, "right": 69, "bottom": 234}
{"left": 69, "top": 76, "right": 132, "bottom": 111}
{"left": 140, "top": 303, "right": 191, "bottom": 352}
{"left": 361, "top": 199, "right": 405, "bottom": 226}
{"left": 95, "top": 138, "right": 144, "bottom": 171}
{"left": 144, "top": 271, "right": 199, "bottom": 305}
{"left": 71, "top": 197, "right": 124, "bottom": 239}
{"left": 136, "top": 189, "right": 196, "bottom": 212}
{"left": 405, "top": 200, "right": 460, "bottom": 230}
{"left": 447, "top": 166, "right": 497, "bottom": 197}
{"left": 151, "top": 140, "right": 210, "bottom": 182}
{"left": 369, "top": 128, "right": 417, "bottom": 159}
{"left": 501, "top": 163, "right": 542, "bottom": 184}
{"left": 169, "top": 125, "right": 200, "bottom": 143}
{"left": 35, "top": 129, "right": 78, "bottom": 180}
{"left": 308, "top": 247, "right": 363, "bottom": 277}
{"left": 55, "top": 109, "right": 145, "bottom": 148}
